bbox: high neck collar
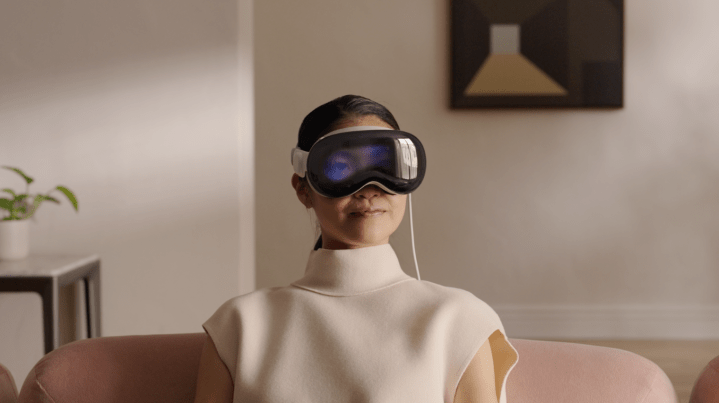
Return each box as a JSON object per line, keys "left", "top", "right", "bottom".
{"left": 291, "top": 243, "right": 413, "bottom": 296}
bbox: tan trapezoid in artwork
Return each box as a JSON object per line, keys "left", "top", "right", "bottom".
{"left": 464, "top": 54, "right": 567, "bottom": 96}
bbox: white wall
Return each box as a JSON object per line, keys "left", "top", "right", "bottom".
{"left": 255, "top": 0, "right": 719, "bottom": 339}
{"left": 0, "top": 0, "right": 254, "bottom": 389}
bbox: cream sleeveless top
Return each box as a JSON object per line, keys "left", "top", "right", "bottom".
{"left": 203, "top": 244, "right": 518, "bottom": 402}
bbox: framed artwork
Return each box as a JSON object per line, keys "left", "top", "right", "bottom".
{"left": 450, "top": 0, "right": 624, "bottom": 108}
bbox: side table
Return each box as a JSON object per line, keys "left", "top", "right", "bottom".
{"left": 0, "top": 255, "right": 101, "bottom": 354}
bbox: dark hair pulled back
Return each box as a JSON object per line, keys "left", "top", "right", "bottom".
{"left": 297, "top": 95, "right": 400, "bottom": 250}
{"left": 297, "top": 95, "right": 400, "bottom": 152}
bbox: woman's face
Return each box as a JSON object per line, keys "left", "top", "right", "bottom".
{"left": 292, "top": 115, "right": 407, "bottom": 250}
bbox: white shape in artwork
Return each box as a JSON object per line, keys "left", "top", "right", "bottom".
{"left": 490, "top": 24, "right": 520, "bottom": 55}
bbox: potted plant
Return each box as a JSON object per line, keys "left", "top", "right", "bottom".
{"left": 0, "top": 166, "right": 78, "bottom": 260}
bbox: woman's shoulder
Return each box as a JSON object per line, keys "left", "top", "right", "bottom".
{"left": 211, "top": 284, "right": 305, "bottom": 313}
{"left": 407, "top": 280, "right": 503, "bottom": 326}
{"left": 412, "top": 280, "right": 494, "bottom": 306}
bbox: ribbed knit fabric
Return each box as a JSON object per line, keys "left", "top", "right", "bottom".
{"left": 204, "top": 244, "right": 518, "bottom": 403}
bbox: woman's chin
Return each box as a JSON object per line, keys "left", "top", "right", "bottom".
{"left": 348, "top": 233, "right": 391, "bottom": 248}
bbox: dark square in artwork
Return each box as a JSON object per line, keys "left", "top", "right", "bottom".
{"left": 450, "top": 0, "right": 624, "bottom": 108}
{"left": 582, "top": 62, "right": 622, "bottom": 107}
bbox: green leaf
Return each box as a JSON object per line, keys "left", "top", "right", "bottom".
{"left": 24, "top": 194, "right": 58, "bottom": 220}
{"left": 2, "top": 188, "right": 16, "bottom": 198}
{"left": 15, "top": 194, "right": 28, "bottom": 202}
{"left": 1, "top": 166, "right": 34, "bottom": 185}
{"left": 32, "top": 194, "right": 59, "bottom": 210}
{"left": 0, "top": 198, "right": 12, "bottom": 211}
{"left": 55, "top": 186, "right": 78, "bottom": 212}
{"left": 36, "top": 195, "right": 60, "bottom": 204}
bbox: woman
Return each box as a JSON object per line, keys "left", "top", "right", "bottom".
{"left": 194, "top": 95, "right": 518, "bottom": 403}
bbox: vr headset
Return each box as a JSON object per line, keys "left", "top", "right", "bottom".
{"left": 291, "top": 126, "right": 427, "bottom": 198}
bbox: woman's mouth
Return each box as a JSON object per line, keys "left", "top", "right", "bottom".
{"left": 351, "top": 210, "right": 385, "bottom": 217}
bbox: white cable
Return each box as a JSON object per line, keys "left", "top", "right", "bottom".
{"left": 409, "top": 193, "right": 421, "bottom": 281}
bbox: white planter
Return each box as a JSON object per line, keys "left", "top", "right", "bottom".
{"left": 0, "top": 219, "right": 30, "bottom": 260}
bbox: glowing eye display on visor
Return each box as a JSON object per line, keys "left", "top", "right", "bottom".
{"left": 324, "top": 151, "right": 354, "bottom": 181}
{"left": 323, "top": 145, "right": 392, "bottom": 183}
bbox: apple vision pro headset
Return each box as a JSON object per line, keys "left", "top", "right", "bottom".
{"left": 291, "top": 125, "right": 427, "bottom": 280}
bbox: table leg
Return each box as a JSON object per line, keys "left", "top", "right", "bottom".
{"left": 83, "top": 277, "right": 91, "bottom": 339}
{"left": 88, "top": 263, "right": 101, "bottom": 337}
{"left": 40, "top": 278, "right": 59, "bottom": 354}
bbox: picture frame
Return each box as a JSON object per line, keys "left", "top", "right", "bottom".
{"left": 450, "top": 0, "right": 624, "bottom": 108}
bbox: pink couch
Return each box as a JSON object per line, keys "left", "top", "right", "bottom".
{"left": 0, "top": 333, "right": 683, "bottom": 402}
{"left": 0, "top": 363, "right": 17, "bottom": 403}
{"left": 690, "top": 354, "right": 719, "bottom": 403}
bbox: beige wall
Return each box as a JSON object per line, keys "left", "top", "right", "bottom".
{"left": 255, "top": 0, "right": 719, "bottom": 339}
{"left": 0, "top": 0, "right": 254, "bottom": 389}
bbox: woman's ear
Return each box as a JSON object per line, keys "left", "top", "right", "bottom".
{"left": 291, "top": 174, "right": 313, "bottom": 208}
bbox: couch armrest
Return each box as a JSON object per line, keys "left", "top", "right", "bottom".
{"left": 689, "top": 354, "right": 719, "bottom": 403}
{"left": 506, "top": 339, "right": 678, "bottom": 403}
{"left": 0, "top": 363, "right": 18, "bottom": 403}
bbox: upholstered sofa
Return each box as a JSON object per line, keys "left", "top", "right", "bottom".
{"left": 0, "top": 363, "right": 16, "bottom": 403}
{"left": 690, "top": 354, "right": 719, "bottom": 403}
{"left": 0, "top": 333, "right": 691, "bottom": 403}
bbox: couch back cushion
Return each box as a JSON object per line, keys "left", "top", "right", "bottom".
{"left": 17, "top": 333, "right": 205, "bottom": 403}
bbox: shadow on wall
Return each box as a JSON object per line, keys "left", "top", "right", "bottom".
{"left": 0, "top": 0, "right": 237, "bottom": 95}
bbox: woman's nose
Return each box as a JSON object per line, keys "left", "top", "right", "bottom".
{"left": 354, "top": 184, "right": 383, "bottom": 199}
